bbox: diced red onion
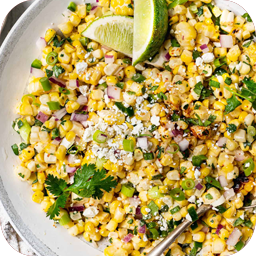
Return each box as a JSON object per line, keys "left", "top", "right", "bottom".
{"left": 107, "top": 86, "right": 121, "bottom": 100}
{"left": 165, "top": 52, "right": 171, "bottom": 61}
{"left": 66, "top": 166, "right": 77, "bottom": 174}
{"left": 82, "top": 106, "right": 88, "bottom": 111}
{"left": 216, "top": 224, "right": 224, "bottom": 235}
{"left": 172, "top": 128, "right": 183, "bottom": 137}
{"left": 53, "top": 108, "right": 67, "bottom": 120}
{"left": 200, "top": 44, "right": 209, "bottom": 53}
{"left": 71, "top": 113, "right": 89, "bottom": 122}
{"left": 220, "top": 35, "right": 234, "bottom": 48}
{"left": 224, "top": 188, "right": 235, "bottom": 200}
{"left": 49, "top": 77, "right": 66, "bottom": 87}
{"left": 138, "top": 225, "right": 146, "bottom": 234}
{"left": 123, "top": 233, "right": 134, "bottom": 243}
{"left": 52, "top": 138, "right": 62, "bottom": 145}
{"left": 68, "top": 79, "right": 79, "bottom": 90}
{"left": 128, "top": 197, "right": 141, "bottom": 208}
{"left": 36, "top": 111, "right": 49, "bottom": 123}
{"left": 68, "top": 154, "right": 77, "bottom": 164}
{"left": 195, "top": 183, "right": 203, "bottom": 190}
{"left": 173, "top": 134, "right": 183, "bottom": 144}
{"left": 69, "top": 205, "right": 85, "bottom": 212}
{"left": 105, "top": 54, "right": 114, "bottom": 64}
{"left": 235, "top": 150, "right": 245, "bottom": 161}
{"left": 201, "top": 226, "right": 209, "bottom": 233}
{"left": 30, "top": 67, "right": 45, "bottom": 78}
{"left": 90, "top": 6, "right": 98, "bottom": 15}
{"left": 77, "top": 95, "right": 88, "bottom": 105}
{"left": 219, "top": 176, "right": 228, "bottom": 187}
{"left": 135, "top": 207, "right": 142, "bottom": 219}
{"left": 137, "top": 137, "right": 149, "bottom": 150}
{"left": 36, "top": 37, "right": 47, "bottom": 50}
{"left": 227, "top": 228, "right": 242, "bottom": 246}
{"left": 217, "top": 137, "right": 227, "bottom": 147}
{"left": 178, "top": 139, "right": 189, "bottom": 152}
{"left": 96, "top": 0, "right": 99, "bottom": 2}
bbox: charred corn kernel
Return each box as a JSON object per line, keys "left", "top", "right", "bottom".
{"left": 58, "top": 22, "right": 73, "bottom": 35}
{"left": 56, "top": 145, "right": 67, "bottom": 161}
{"left": 32, "top": 191, "right": 44, "bottom": 204}
{"left": 45, "top": 29, "right": 56, "bottom": 42}
{"left": 66, "top": 100, "right": 80, "bottom": 113}
{"left": 124, "top": 66, "right": 136, "bottom": 78}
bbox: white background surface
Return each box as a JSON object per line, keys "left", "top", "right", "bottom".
{"left": 0, "top": 0, "right": 255, "bottom": 255}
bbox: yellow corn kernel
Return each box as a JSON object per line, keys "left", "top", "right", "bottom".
{"left": 37, "top": 172, "right": 46, "bottom": 184}
{"left": 106, "top": 76, "right": 118, "bottom": 86}
{"left": 45, "top": 29, "right": 56, "bottom": 42}
{"left": 58, "top": 22, "right": 74, "bottom": 35}
{"left": 181, "top": 50, "right": 193, "bottom": 65}
{"left": 193, "top": 232, "right": 206, "bottom": 243}
{"left": 64, "top": 43, "right": 76, "bottom": 53}
{"left": 84, "top": 221, "right": 96, "bottom": 235}
{"left": 124, "top": 66, "right": 136, "bottom": 78}
{"left": 170, "top": 15, "right": 179, "bottom": 25}
{"left": 69, "top": 13, "right": 81, "bottom": 27}
{"left": 66, "top": 131, "right": 76, "bottom": 142}
{"left": 19, "top": 147, "right": 35, "bottom": 162}
{"left": 32, "top": 182, "right": 44, "bottom": 192}
{"left": 213, "top": 101, "right": 225, "bottom": 111}
{"left": 66, "top": 100, "right": 80, "bottom": 113}
{"left": 106, "top": 219, "right": 118, "bottom": 232}
{"left": 214, "top": 48, "right": 227, "bottom": 58}
{"left": 56, "top": 145, "right": 67, "bottom": 161}
{"left": 32, "top": 191, "right": 44, "bottom": 204}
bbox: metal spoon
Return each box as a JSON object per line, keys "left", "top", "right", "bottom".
{"left": 147, "top": 203, "right": 256, "bottom": 256}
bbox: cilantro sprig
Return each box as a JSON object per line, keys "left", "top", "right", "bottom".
{"left": 45, "top": 164, "right": 117, "bottom": 219}
{"left": 187, "top": 114, "right": 216, "bottom": 127}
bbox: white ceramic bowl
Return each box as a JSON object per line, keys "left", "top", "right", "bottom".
{"left": 0, "top": 1, "right": 254, "bottom": 256}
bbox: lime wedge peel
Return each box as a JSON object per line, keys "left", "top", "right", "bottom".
{"left": 133, "top": 0, "right": 168, "bottom": 66}
{"left": 82, "top": 15, "right": 133, "bottom": 57}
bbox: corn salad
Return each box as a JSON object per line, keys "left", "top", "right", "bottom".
{"left": 12, "top": 1, "right": 256, "bottom": 256}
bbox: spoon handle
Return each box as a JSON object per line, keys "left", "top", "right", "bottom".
{"left": 147, "top": 205, "right": 211, "bottom": 256}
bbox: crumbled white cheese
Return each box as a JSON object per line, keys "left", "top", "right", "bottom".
{"left": 202, "top": 53, "right": 215, "bottom": 63}
{"left": 79, "top": 85, "right": 89, "bottom": 96}
{"left": 76, "top": 61, "right": 88, "bottom": 74}
{"left": 196, "top": 57, "right": 203, "bottom": 66}
{"left": 188, "top": 196, "right": 196, "bottom": 203}
{"left": 236, "top": 62, "right": 242, "bottom": 71}
{"left": 151, "top": 115, "right": 160, "bottom": 126}
{"left": 195, "top": 170, "right": 201, "bottom": 179}
{"left": 83, "top": 207, "right": 99, "bottom": 218}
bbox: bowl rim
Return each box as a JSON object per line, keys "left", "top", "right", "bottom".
{"left": 0, "top": 1, "right": 252, "bottom": 256}
{"left": 0, "top": 1, "right": 57, "bottom": 255}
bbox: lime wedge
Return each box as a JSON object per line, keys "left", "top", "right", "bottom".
{"left": 82, "top": 15, "right": 133, "bottom": 57}
{"left": 133, "top": 0, "right": 168, "bottom": 66}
